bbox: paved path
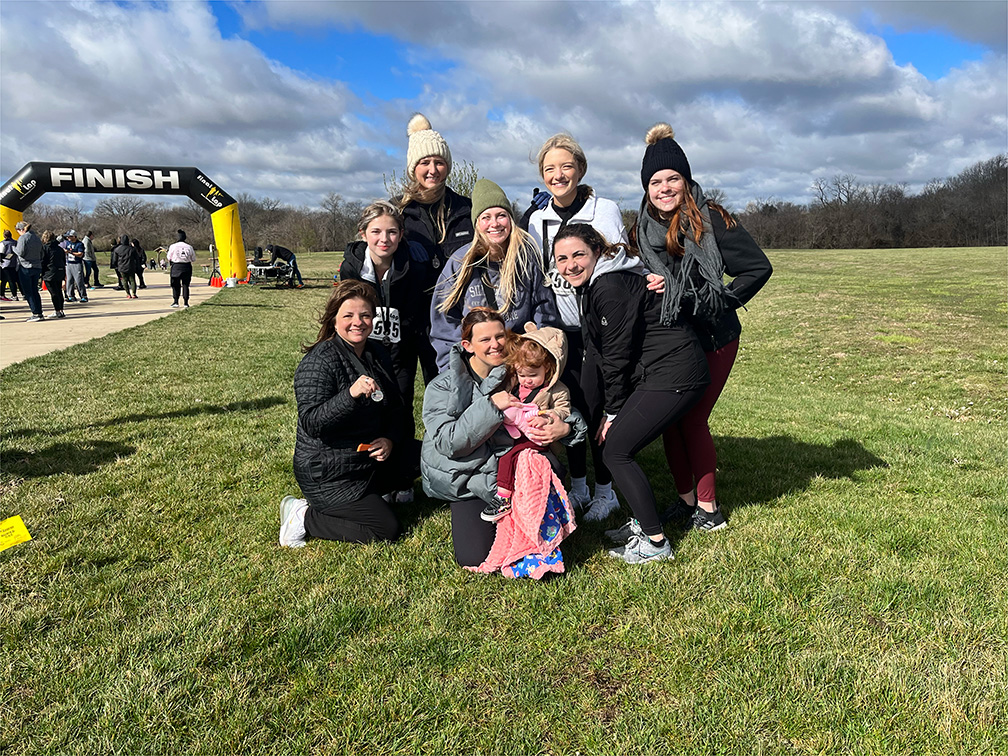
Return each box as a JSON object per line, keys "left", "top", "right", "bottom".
{"left": 0, "top": 271, "right": 221, "bottom": 369}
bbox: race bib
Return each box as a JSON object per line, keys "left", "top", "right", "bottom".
{"left": 370, "top": 306, "right": 401, "bottom": 344}
{"left": 548, "top": 268, "right": 575, "bottom": 292}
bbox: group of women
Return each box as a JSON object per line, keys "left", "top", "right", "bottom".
{"left": 279, "top": 114, "right": 772, "bottom": 570}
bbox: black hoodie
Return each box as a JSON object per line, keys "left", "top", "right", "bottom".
{"left": 339, "top": 239, "right": 431, "bottom": 347}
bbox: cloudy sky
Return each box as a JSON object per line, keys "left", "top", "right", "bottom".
{"left": 1, "top": 0, "right": 1005, "bottom": 213}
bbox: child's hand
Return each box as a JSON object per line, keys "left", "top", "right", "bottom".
{"left": 528, "top": 414, "right": 549, "bottom": 430}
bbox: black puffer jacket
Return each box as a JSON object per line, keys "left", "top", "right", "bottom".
{"left": 293, "top": 337, "right": 405, "bottom": 503}
{"left": 397, "top": 186, "right": 473, "bottom": 289}
{"left": 338, "top": 239, "right": 431, "bottom": 347}
{"left": 580, "top": 269, "right": 709, "bottom": 417}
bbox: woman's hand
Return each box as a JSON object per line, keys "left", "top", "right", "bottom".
{"left": 526, "top": 417, "right": 570, "bottom": 446}
{"left": 490, "top": 391, "right": 521, "bottom": 412}
{"left": 368, "top": 437, "right": 393, "bottom": 462}
{"left": 350, "top": 374, "right": 379, "bottom": 399}
{"left": 646, "top": 273, "right": 665, "bottom": 293}
{"left": 595, "top": 418, "right": 612, "bottom": 444}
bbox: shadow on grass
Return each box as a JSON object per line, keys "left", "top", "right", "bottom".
{"left": 2, "top": 397, "right": 288, "bottom": 442}
{"left": 1, "top": 439, "right": 136, "bottom": 479}
{"left": 715, "top": 434, "right": 889, "bottom": 511}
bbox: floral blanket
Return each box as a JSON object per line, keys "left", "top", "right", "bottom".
{"left": 471, "top": 449, "right": 577, "bottom": 579}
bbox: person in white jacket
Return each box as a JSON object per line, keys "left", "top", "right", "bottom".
{"left": 524, "top": 133, "right": 629, "bottom": 523}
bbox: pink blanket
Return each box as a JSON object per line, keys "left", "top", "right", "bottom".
{"left": 471, "top": 449, "right": 577, "bottom": 577}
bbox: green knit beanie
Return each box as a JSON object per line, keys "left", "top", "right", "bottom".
{"left": 470, "top": 179, "right": 511, "bottom": 225}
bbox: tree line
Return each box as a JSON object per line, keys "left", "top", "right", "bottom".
{"left": 20, "top": 155, "right": 1005, "bottom": 253}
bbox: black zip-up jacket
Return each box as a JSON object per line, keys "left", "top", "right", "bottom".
{"left": 293, "top": 337, "right": 406, "bottom": 503}
{"left": 397, "top": 187, "right": 474, "bottom": 290}
{"left": 41, "top": 241, "right": 66, "bottom": 282}
{"left": 339, "top": 240, "right": 431, "bottom": 345}
{"left": 654, "top": 212, "right": 772, "bottom": 352}
{"left": 580, "top": 270, "right": 709, "bottom": 416}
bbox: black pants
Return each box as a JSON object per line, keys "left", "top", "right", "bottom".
{"left": 602, "top": 387, "right": 705, "bottom": 537}
{"left": 564, "top": 329, "right": 612, "bottom": 485}
{"left": 449, "top": 498, "right": 496, "bottom": 567}
{"left": 1, "top": 268, "right": 18, "bottom": 297}
{"left": 170, "top": 262, "right": 193, "bottom": 305}
{"left": 44, "top": 274, "right": 65, "bottom": 312}
{"left": 294, "top": 465, "right": 400, "bottom": 544}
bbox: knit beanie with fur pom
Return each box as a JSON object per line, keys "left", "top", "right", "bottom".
{"left": 406, "top": 113, "right": 453, "bottom": 178}
{"left": 640, "top": 123, "right": 692, "bottom": 188}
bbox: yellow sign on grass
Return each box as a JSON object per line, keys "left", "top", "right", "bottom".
{"left": 0, "top": 515, "right": 32, "bottom": 552}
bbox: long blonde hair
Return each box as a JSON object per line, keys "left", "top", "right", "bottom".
{"left": 436, "top": 218, "right": 543, "bottom": 315}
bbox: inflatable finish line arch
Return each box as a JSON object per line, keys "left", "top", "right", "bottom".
{"left": 1, "top": 162, "right": 247, "bottom": 283}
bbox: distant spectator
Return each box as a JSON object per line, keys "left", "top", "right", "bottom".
{"left": 111, "top": 234, "right": 139, "bottom": 299}
{"left": 131, "top": 238, "right": 148, "bottom": 289}
{"left": 82, "top": 230, "right": 103, "bottom": 288}
{"left": 265, "top": 243, "right": 304, "bottom": 287}
{"left": 0, "top": 229, "right": 19, "bottom": 301}
{"left": 166, "top": 228, "right": 196, "bottom": 308}
{"left": 40, "top": 230, "right": 66, "bottom": 319}
{"left": 13, "top": 221, "right": 44, "bottom": 321}
{"left": 64, "top": 230, "right": 88, "bottom": 303}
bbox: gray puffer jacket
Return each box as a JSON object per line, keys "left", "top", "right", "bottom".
{"left": 421, "top": 343, "right": 586, "bottom": 504}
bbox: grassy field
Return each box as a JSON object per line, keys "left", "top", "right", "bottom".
{"left": 1, "top": 247, "right": 1005, "bottom": 755}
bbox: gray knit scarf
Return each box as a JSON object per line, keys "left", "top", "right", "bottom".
{"left": 635, "top": 182, "right": 736, "bottom": 326}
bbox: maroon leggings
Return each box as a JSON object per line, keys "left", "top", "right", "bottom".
{"left": 662, "top": 338, "right": 739, "bottom": 503}
{"left": 496, "top": 437, "right": 544, "bottom": 495}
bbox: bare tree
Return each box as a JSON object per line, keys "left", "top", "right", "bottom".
{"left": 383, "top": 159, "right": 481, "bottom": 199}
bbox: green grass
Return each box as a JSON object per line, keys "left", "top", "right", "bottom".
{"left": 1, "top": 247, "right": 1005, "bottom": 755}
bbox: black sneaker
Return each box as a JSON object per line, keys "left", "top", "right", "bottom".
{"left": 660, "top": 497, "right": 695, "bottom": 527}
{"left": 480, "top": 495, "right": 512, "bottom": 522}
{"left": 691, "top": 507, "right": 727, "bottom": 533}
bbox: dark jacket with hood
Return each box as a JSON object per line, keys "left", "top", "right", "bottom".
{"left": 111, "top": 235, "right": 138, "bottom": 275}
{"left": 268, "top": 244, "right": 294, "bottom": 264}
{"left": 293, "top": 336, "right": 407, "bottom": 504}
{"left": 578, "top": 248, "right": 709, "bottom": 418}
{"left": 338, "top": 239, "right": 431, "bottom": 351}
{"left": 396, "top": 186, "right": 474, "bottom": 289}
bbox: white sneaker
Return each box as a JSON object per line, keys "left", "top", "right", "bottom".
{"left": 582, "top": 489, "right": 620, "bottom": 522}
{"left": 567, "top": 487, "right": 590, "bottom": 510}
{"left": 608, "top": 533, "right": 673, "bottom": 564}
{"left": 395, "top": 488, "right": 414, "bottom": 504}
{"left": 279, "top": 495, "right": 308, "bottom": 548}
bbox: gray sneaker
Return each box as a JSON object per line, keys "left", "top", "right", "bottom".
{"left": 604, "top": 518, "right": 643, "bottom": 544}
{"left": 582, "top": 489, "right": 620, "bottom": 522}
{"left": 279, "top": 495, "right": 308, "bottom": 548}
{"left": 607, "top": 533, "right": 673, "bottom": 564}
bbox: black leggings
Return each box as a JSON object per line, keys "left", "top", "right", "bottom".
{"left": 294, "top": 467, "right": 399, "bottom": 544}
{"left": 560, "top": 329, "right": 611, "bottom": 485}
{"left": 170, "top": 262, "right": 192, "bottom": 305}
{"left": 449, "top": 498, "right": 496, "bottom": 567}
{"left": 602, "top": 387, "right": 705, "bottom": 537}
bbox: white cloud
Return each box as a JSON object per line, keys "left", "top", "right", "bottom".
{"left": 2, "top": 0, "right": 1005, "bottom": 216}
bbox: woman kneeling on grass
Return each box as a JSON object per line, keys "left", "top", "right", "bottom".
{"left": 552, "top": 224, "right": 710, "bottom": 564}
{"left": 420, "top": 308, "right": 585, "bottom": 569}
{"left": 279, "top": 281, "right": 414, "bottom": 548}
